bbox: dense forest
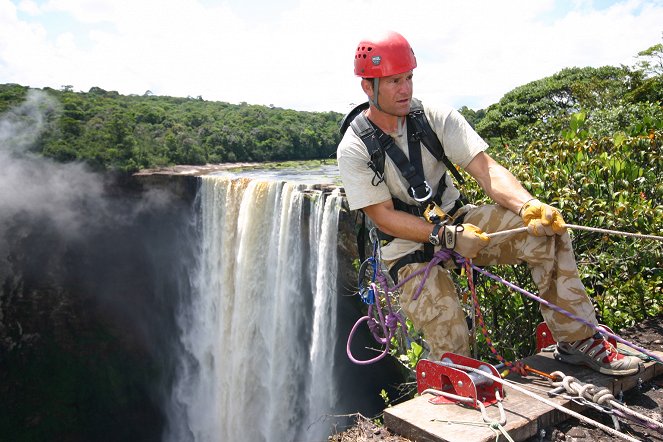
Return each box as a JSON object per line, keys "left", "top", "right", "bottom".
{"left": 0, "top": 84, "right": 342, "bottom": 172}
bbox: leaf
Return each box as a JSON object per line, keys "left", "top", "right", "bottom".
{"left": 611, "top": 131, "right": 624, "bottom": 148}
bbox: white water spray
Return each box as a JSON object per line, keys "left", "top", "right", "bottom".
{"left": 167, "top": 176, "right": 343, "bottom": 442}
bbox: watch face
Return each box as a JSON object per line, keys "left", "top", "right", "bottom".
{"left": 429, "top": 227, "right": 441, "bottom": 245}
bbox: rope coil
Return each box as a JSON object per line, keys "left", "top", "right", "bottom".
{"left": 549, "top": 371, "right": 663, "bottom": 434}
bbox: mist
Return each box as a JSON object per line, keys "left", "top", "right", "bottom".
{"left": 0, "top": 89, "right": 197, "bottom": 441}
{"left": 0, "top": 89, "right": 172, "bottom": 238}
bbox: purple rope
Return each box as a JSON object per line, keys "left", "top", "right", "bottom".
{"left": 347, "top": 249, "right": 458, "bottom": 365}
{"left": 385, "top": 248, "right": 456, "bottom": 300}
{"left": 348, "top": 246, "right": 661, "bottom": 366}
{"left": 346, "top": 282, "right": 408, "bottom": 365}
{"left": 469, "top": 263, "right": 663, "bottom": 364}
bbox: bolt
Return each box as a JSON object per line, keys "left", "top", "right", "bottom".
{"left": 457, "top": 381, "right": 464, "bottom": 388}
{"left": 538, "top": 428, "right": 546, "bottom": 441}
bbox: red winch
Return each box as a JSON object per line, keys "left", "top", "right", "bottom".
{"left": 416, "top": 353, "right": 504, "bottom": 408}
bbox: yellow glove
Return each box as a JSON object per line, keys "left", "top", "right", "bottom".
{"left": 520, "top": 199, "right": 566, "bottom": 236}
{"left": 442, "top": 224, "right": 490, "bottom": 259}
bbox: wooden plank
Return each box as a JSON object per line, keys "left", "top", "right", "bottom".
{"left": 384, "top": 348, "right": 662, "bottom": 442}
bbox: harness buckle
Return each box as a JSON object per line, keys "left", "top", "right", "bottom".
{"left": 410, "top": 181, "right": 433, "bottom": 203}
{"left": 423, "top": 202, "right": 449, "bottom": 224}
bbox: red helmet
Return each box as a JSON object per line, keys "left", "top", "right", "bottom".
{"left": 354, "top": 30, "right": 417, "bottom": 78}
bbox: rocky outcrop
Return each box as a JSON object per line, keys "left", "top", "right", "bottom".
{"left": 0, "top": 173, "right": 197, "bottom": 441}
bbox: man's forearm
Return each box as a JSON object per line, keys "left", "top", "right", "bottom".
{"left": 467, "top": 152, "right": 533, "bottom": 215}
{"left": 483, "top": 163, "right": 533, "bottom": 214}
{"left": 362, "top": 202, "right": 434, "bottom": 243}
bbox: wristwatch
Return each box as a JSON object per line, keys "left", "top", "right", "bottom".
{"left": 428, "top": 223, "right": 443, "bottom": 246}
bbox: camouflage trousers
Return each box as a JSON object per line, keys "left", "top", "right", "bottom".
{"left": 388, "top": 204, "right": 598, "bottom": 359}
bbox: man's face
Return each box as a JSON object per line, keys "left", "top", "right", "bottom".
{"left": 372, "top": 70, "right": 414, "bottom": 116}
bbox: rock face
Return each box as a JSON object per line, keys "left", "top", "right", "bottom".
{"left": 0, "top": 173, "right": 199, "bottom": 441}
{"left": 0, "top": 171, "right": 406, "bottom": 441}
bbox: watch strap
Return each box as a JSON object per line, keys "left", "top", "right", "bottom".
{"left": 429, "top": 223, "right": 443, "bottom": 245}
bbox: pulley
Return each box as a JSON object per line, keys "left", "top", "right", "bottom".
{"left": 416, "top": 352, "right": 504, "bottom": 408}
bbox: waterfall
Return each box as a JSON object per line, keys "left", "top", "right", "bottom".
{"left": 167, "top": 175, "right": 343, "bottom": 442}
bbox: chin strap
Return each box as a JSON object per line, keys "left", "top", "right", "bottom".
{"left": 369, "top": 78, "right": 382, "bottom": 111}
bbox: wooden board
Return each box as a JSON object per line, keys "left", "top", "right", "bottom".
{"left": 384, "top": 348, "right": 663, "bottom": 442}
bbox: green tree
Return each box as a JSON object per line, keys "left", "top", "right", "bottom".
{"left": 475, "top": 66, "right": 634, "bottom": 145}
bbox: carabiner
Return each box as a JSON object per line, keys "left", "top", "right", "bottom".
{"left": 410, "top": 181, "right": 433, "bottom": 203}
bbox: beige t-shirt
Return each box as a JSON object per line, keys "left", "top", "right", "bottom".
{"left": 337, "top": 99, "right": 488, "bottom": 261}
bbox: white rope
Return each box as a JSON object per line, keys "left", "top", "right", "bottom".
{"left": 612, "top": 401, "right": 663, "bottom": 431}
{"left": 549, "top": 371, "right": 663, "bottom": 432}
{"left": 424, "top": 388, "right": 512, "bottom": 441}
{"left": 421, "top": 388, "right": 508, "bottom": 426}
{"left": 486, "top": 224, "right": 663, "bottom": 241}
{"left": 441, "top": 361, "right": 641, "bottom": 442}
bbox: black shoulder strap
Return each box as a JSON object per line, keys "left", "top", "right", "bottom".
{"left": 408, "top": 98, "right": 465, "bottom": 185}
{"left": 350, "top": 112, "right": 386, "bottom": 186}
{"left": 339, "top": 102, "right": 369, "bottom": 136}
{"left": 340, "top": 98, "right": 465, "bottom": 187}
{"left": 351, "top": 113, "right": 431, "bottom": 200}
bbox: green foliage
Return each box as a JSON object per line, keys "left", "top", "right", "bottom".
{"left": 519, "top": 128, "right": 662, "bottom": 330}
{"left": 401, "top": 338, "right": 424, "bottom": 368}
{"left": 458, "top": 105, "right": 485, "bottom": 129}
{"left": 458, "top": 123, "right": 663, "bottom": 363}
{"left": 430, "top": 40, "right": 663, "bottom": 363}
{"left": 0, "top": 84, "right": 343, "bottom": 172}
{"left": 634, "top": 43, "right": 663, "bottom": 77}
{"left": 475, "top": 66, "right": 636, "bottom": 146}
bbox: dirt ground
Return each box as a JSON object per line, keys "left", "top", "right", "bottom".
{"left": 329, "top": 314, "right": 663, "bottom": 442}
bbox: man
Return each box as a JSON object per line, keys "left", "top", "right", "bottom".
{"left": 337, "top": 30, "right": 642, "bottom": 376}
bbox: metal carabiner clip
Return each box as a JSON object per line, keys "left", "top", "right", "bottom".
{"left": 410, "top": 181, "right": 433, "bottom": 203}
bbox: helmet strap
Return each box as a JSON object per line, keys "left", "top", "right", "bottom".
{"left": 369, "top": 78, "right": 383, "bottom": 112}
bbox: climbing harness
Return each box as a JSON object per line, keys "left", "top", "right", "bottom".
{"left": 339, "top": 98, "right": 468, "bottom": 266}
{"left": 339, "top": 98, "right": 466, "bottom": 193}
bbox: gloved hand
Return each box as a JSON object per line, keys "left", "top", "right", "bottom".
{"left": 520, "top": 199, "right": 566, "bottom": 236}
{"left": 441, "top": 224, "right": 490, "bottom": 258}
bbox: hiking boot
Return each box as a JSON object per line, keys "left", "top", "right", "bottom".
{"left": 554, "top": 333, "right": 643, "bottom": 376}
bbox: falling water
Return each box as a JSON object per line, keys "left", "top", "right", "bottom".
{"left": 167, "top": 175, "right": 343, "bottom": 442}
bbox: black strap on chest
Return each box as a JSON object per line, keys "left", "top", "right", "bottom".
{"left": 339, "top": 99, "right": 468, "bottom": 264}
{"left": 350, "top": 110, "right": 434, "bottom": 202}
{"left": 346, "top": 101, "right": 465, "bottom": 216}
{"left": 340, "top": 99, "right": 465, "bottom": 185}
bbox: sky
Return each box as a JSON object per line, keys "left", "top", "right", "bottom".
{"left": 0, "top": 0, "right": 662, "bottom": 114}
